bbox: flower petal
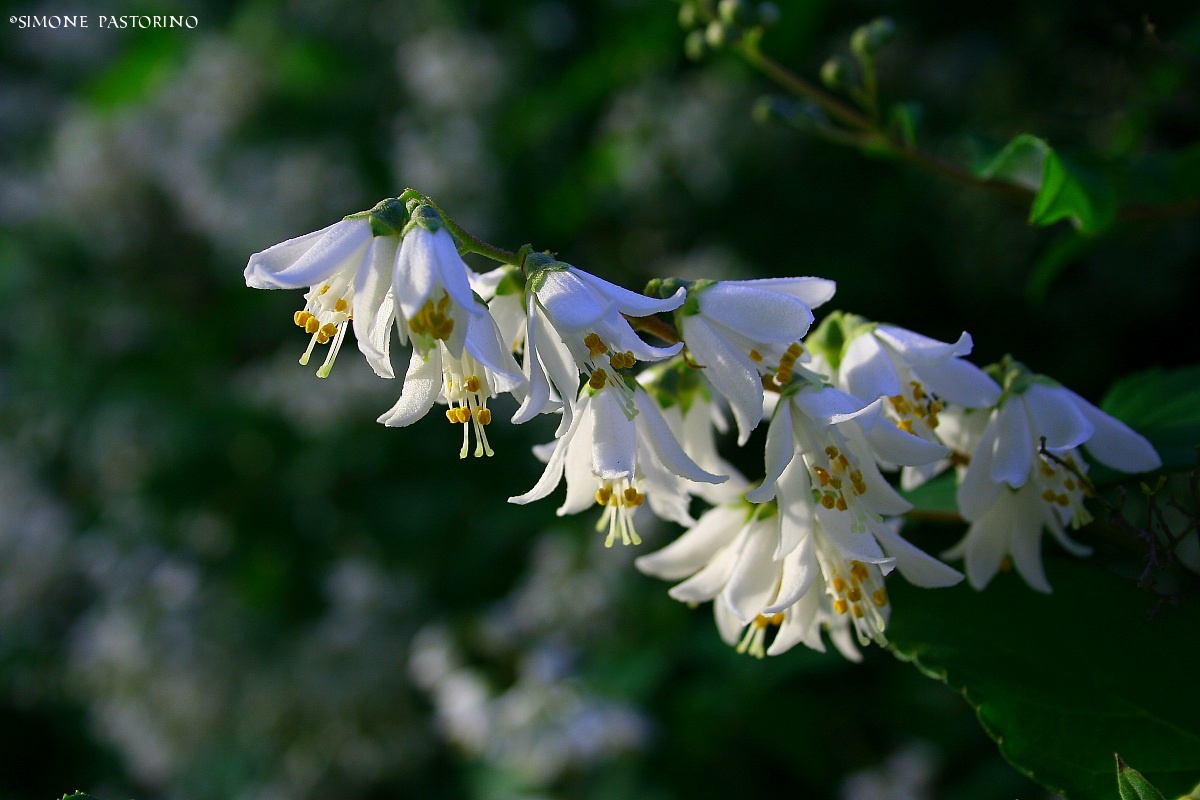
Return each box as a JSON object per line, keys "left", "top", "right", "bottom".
{"left": 681, "top": 316, "right": 764, "bottom": 445}
{"left": 697, "top": 282, "right": 815, "bottom": 344}
{"left": 575, "top": 269, "right": 686, "bottom": 317}
{"left": 634, "top": 387, "right": 727, "bottom": 485}
{"left": 1022, "top": 383, "right": 1093, "bottom": 451}
{"left": 874, "top": 521, "right": 963, "bottom": 588}
{"left": 742, "top": 277, "right": 837, "bottom": 309}
{"left": 763, "top": 533, "right": 817, "bottom": 614}
{"left": 745, "top": 400, "right": 796, "bottom": 503}
{"left": 636, "top": 503, "right": 747, "bottom": 580}
{"left": 840, "top": 334, "right": 903, "bottom": 402}
{"left": 377, "top": 348, "right": 441, "bottom": 428}
{"left": 353, "top": 236, "right": 400, "bottom": 378}
{"left": 875, "top": 326, "right": 972, "bottom": 364}
{"left": 1064, "top": 388, "right": 1161, "bottom": 473}
{"left": 722, "top": 523, "right": 782, "bottom": 623}
{"left": 990, "top": 402, "right": 1034, "bottom": 488}
{"left": 910, "top": 356, "right": 1001, "bottom": 408}
{"left": 592, "top": 389, "right": 637, "bottom": 481}
{"left": 245, "top": 220, "right": 365, "bottom": 289}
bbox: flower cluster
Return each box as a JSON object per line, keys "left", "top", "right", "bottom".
{"left": 246, "top": 196, "right": 1162, "bottom": 660}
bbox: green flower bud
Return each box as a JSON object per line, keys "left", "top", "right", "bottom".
{"left": 366, "top": 197, "right": 407, "bottom": 237}
{"left": 407, "top": 203, "right": 444, "bottom": 234}
{"left": 684, "top": 28, "right": 707, "bottom": 61}
{"left": 820, "top": 56, "right": 855, "bottom": 90}
{"left": 705, "top": 20, "right": 726, "bottom": 48}
{"left": 718, "top": 0, "right": 743, "bottom": 25}
{"left": 851, "top": 17, "right": 896, "bottom": 58}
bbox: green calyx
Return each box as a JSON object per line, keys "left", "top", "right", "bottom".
{"left": 524, "top": 252, "right": 570, "bottom": 293}
{"left": 643, "top": 277, "right": 715, "bottom": 317}
{"left": 404, "top": 203, "right": 444, "bottom": 236}
{"left": 367, "top": 197, "right": 409, "bottom": 237}
{"left": 985, "top": 355, "right": 1060, "bottom": 407}
{"left": 640, "top": 356, "right": 710, "bottom": 415}
{"left": 806, "top": 310, "right": 875, "bottom": 372}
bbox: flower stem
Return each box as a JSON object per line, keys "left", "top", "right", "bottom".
{"left": 421, "top": 196, "right": 521, "bottom": 266}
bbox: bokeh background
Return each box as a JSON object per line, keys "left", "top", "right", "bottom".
{"left": 1, "top": 0, "right": 1197, "bottom": 798}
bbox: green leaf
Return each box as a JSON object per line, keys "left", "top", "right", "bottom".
{"left": 1100, "top": 365, "right": 1200, "bottom": 473}
{"left": 60, "top": 793, "right": 100, "bottom": 800}
{"left": 899, "top": 471, "right": 958, "bottom": 516}
{"left": 1117, "top": 755, "right": 1168, "bottom": 800}
{"left": 979, "top": 134, "right": 1117, "bottom": 234}
{"left": 888, "top": 559, "right": 1200, "bottom": 800}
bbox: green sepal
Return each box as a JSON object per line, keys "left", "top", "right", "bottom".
{"left": 1117, "top": 755, "right": 1168, "bottom": 800}
{"left": 365, "top": 197, "right": 407, "bottom": 237}
{"left": 805, "top": 311, "right": 873, "bottom": 372}
{"left": 525, "top": 252, "right": 570, "bottom": 294}
{"left": 639, "top": 356, "right": 709, "bottom": 415}
{"left": 750, "top": 500, "right": 777, "bottom": 521}
{"left": 403, "top": 203, "right": 444, "bottom": 236}
{"left": 680, "top": 279, "right": 717, "bottom": 317}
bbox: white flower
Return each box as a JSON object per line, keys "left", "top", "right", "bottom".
{"left": 392, "top": 206, "right": 488, "bottom": 362}
{"left": 513, "top": 256, "right": 687, "bottom": 436}
{"left": 244, "top": 199, "right": 405, "bottom": 378}
{"left": 946, "top": 375, "right": 1161, "bottom": 591}
{"left": 510, "top": 378, "right": 726, "bottom": 547}
{"left": 377, "top": 302, "right": 523, "bottom": 457}
{"left": 834, "top": 320, "right": 1002, "bottom": 489}
{"left": 675, "top": 277, "right": 837, "bottom": 444}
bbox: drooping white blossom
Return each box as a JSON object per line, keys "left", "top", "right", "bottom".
{"left": 946, "top": 371, "right": 1161, "bottom": 592}
{"left": 830, "top": 316, "right": 1002, "bottom": 489}
{"left": 510, "top": 377, "right": 726, "bottom": 547}
{"left": 512, "top": 256, "right": 687, "bottom": 436}
{"left": 244, "top": 199, "right": 405, "bottom": 378}
{"left": 672, "top": 277, "right": 837, "bottom": 444}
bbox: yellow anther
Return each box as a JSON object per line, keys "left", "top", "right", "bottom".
{"left": 320, "top": 323, "right": 337, "bottom": 339}
{"left": 465, "top": 376, "right": 481, "bottom": 393}
{"left": 1041, "top": 463, "right": 1056, "bottom": 477}
{"left": 847, "top": 587, "right": 862, "bottom": 603}
{"left": 851, "top": 561, "right": 869, "bottom": 581}
{"left": 829, "top": 476, "right": 843, "bottom": 490}
{"left": 785, "top": 343, "right": 803, "bottom": 357}
{"left": 1042, "top": 489, "right": 1057, "bottom": 503}
{"left": 849, "top": 469, "right": 863, "bottom": 484}
{"left": 897, "top": 418, "right": 914, "bottom": 434}
{"left": 589, "top": 369, "right": 608, "bottom": 389}
{"left": 596, "top": 485, "right": 613, "bottom": 505}
{"left": 833, "top": 599, "right": 849, "bottom": 615}
{"left": 832, "top": 577, "right": 847, "bottom": 593}
{"left": 851, "top": 480, "right": 867, "bottom": 496}
{"left": 318, "top": 285, "right": 330, "bottom": 295}
{"left": 316, "top": 330, "right": 330, "bottom": 344}
{"left": 820, "top": 493, "right": 836, "bottom": 509}
{"left": 1064, "top": 477, "right": 1076, "bottom": 491}
{"left": 445, "top": 409, "right": 458, "bottom": 423}
{"left": 837, "top": 455, "right": 850, "bottom": 470}
{"left": 748, "top": 350, "right": 763, "bottom": 362}
{"left": 852, "top": 604, "right": 864, "bottom": 619}
{"left": 476, "top": 408, "right": 492, "bottom": 425}
{"left": 927, "top": 414, "right": 940, "bottom": 430}
{"left": 872, "top": 588, "right": 888, "bottom": 607}
{"left": 623, "top": 487, "right": 643, "bottom": 505}
{"left": 929, "top": 400, "right": 943, "bottom": 414}
{"left": 814, "top": 466, "right": 831, "bottom": 486}
{"left": 911, "top": 382, "right": 925, "bottom": 401}
{"left": 334, "top": 298, "right": 348, "bottom": 313}
{"left": 584, "top": 332, "right": 608, "bottom": 357}
{"left": 1056, "top": 493, "right": 1070, "bottom": 507}
{"left": 294, "top": 310, "right": 312, "bottom": 327}
{"left": 305, "top": 317, "right": 320, "bottom": 334}
{"left": 825, "top": 446, "right": 840, "bottom": 459}
{"left": 913, "top": 404, "right": 928, "bottom": 419}
{"left": 834, "top": 496, "right": 848, "bottom": 511}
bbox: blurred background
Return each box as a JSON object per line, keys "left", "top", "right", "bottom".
{"left": 1, "top": 0, "right": 1197, "bottom": 798}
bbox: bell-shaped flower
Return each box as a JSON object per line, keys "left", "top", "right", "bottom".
{"left": 663, "top": 276, "right": 836, "bottom": 445}
{"left": 510, "top": 372, "right": 726, "bottom": 547}
{"left": 946, "top": 367, "right": 1161, "bottom": 592}
{"left": 826, "top": 314, "right": 1002, "bottom": 489}
{"left": 244, "top": 198, "right": 407, "bottom": 379}
{"left": 513, "top": 255, "right": 687, "bottom": 437}
{"left": 391, "top": 204, "right": 488, "bottom": 362}
{"left": 377, "top": 301, "right": 523, "bottom": 457}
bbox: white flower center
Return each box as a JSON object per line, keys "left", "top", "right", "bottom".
{"left": 294, "top": 278, "right": 354, "bottom": 378}
{"left": 594, "top": 477, "right": 645, "bottom": 547}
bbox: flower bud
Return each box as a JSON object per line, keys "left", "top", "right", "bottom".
{"left": 705, "top": 20, "right": 726, "bottom": 48}
{"left": 820, "top": 56, "right": 855, "bottom": 90}
{"left": 684, "top": 29, "right": 707, "bottom": 61}
{"left": 718, "top": 0, "right": 743, "bottom": 25}
{"left": 851, "top": 17, "right": 896, "bottom": 58}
